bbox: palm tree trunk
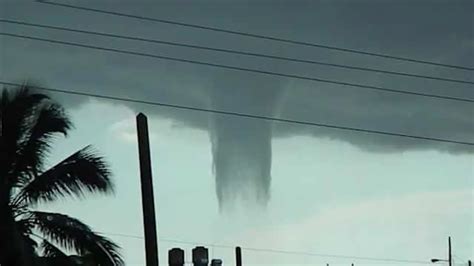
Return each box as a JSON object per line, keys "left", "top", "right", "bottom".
{"left": 0, "top": 199, "right": 31, "bottom": 266}
{"left": 0, "top": 124, "right": 30, "bottom": 265}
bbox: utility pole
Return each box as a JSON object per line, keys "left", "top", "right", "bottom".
{"left": 137, "top": 113, "right": 159, "bottom": 266}
{"left": 448, "top": 236, "right": 452, "bottom": 266}
{"left": 235, "top": 247, "right": 242, "bottom": 266}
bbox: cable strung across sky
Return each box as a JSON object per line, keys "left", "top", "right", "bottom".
{"left": 1, "top": 32, "right": 473, "bottom": 104}
{"left": 1, "top": 18, "right": 473, "bottom": 85}
{"left": 1, "top": 80, "right": 473, "bottom": 147}
{"left": 2, "top": 2, "right": 471, "bottom": 261}
{"left": 36, "top": 0, "right": 474, "bottom": 71}
{"left": 100, "top": 232, "right": 431, "bottom": 264}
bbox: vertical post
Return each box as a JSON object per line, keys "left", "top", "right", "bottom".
{"left": 137, "top": 113, "right": 159, "bottom": 266}
{"left": 468, "top": 260, "right": 471, "bottom": 266}
{"left": 448, "top": 237, "right": 452, "bottom": 266}
{"left": 235, "top": 247, "right": 242, "bottom": 266}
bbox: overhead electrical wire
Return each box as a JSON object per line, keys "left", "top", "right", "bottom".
{"left": 1, "top": 32, "right": 473, "bottom": 104}
{"left": 2, "top": 3, "right": 470, "bottom": 264}
{"left": 99, "top": 231, "right": 431, "bottom": 264}
{"left": 36, "top": 0, "right": 474, "bottom": 71}
{"left": 1, "top": 18, "right": 473, "bottom": 85}
{"left": 1, "top": 80, "right": 473, "bottom": 147}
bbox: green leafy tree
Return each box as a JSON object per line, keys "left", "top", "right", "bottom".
{"left": 0, "top": 86, "right": 124, "bottom": 266}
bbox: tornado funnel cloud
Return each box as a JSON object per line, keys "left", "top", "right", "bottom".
{"left": 209, "top": 74, "right": 283, "bottom": 209}
{"left": 211, "top": 115, "right": 273, "bottom": 208}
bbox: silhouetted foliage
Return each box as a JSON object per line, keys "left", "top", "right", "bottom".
{"left": 0, "top": 86, "right": 124, "bottom": 266}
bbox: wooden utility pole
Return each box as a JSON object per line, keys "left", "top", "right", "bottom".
{"left": 137, "top": 113, "right": 159, "bottom": 266}
{"left": 448, "top": 237, "right": 452, "bottom": 266}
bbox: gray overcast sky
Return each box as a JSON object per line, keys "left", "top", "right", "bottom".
{"left": 1, "top": 0, "right": 473, "bottom": 265}
{"left": 1, "top": 0, "right": 473, "bottom": 152}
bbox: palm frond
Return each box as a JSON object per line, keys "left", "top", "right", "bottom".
{"left": 14, "top": 100, "right": 72, "bottom": 184}
{"left": 39, "top": 239, "right": 81, "bottom": 266}
{"left": 15, "top": 215, "right": 35, "bottom": 235}
{"left": 41, "top": 239, "right": 69, "bottom": 258}
{"left": 1, "top": 87, "right": 48, "bottom": 186}
{"left": 2, "top": 86, "right": 123, "bottom": 265}
{"left": 17, "top": 146, "right": 113, "bottom": 204}
{"left": 1, "top": 87, "right": 49, "bottom": 142}
{"left": 32, "top": 211, "right": 124, "bottom": 266}
{"left": 85, "top": 234, "right": 123, "bottom": 266}
{"left": 1, "top": 87, "right": 49, "bottom": 152}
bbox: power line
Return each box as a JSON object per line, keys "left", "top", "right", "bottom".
{"left": 2, "top": 18, "right": 473, "bottom": 85}
{"left": 99, "top": 231, "right": 430, "bottom": 264}
{"left": 37, "top": 0, "right": 474, "bottom": 71}
{"left": 1, "top": 80, "right": 473, "bottom": 147}
{"left": 240, "top": 247, "right": 430, "bottom": 264}
{"left": 1, "top": 32, "right": 473, "bottom": 104}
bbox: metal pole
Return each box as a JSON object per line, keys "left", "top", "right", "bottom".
{"left": 137, "top": 113, "right": 159, "bottom": 266}
{"left": 468, "top": 260, "right": 471, "bottom": 266}
{"left": 235, "top": 247, "right": 242, "bottom": 266}
{"left": 448, "top": 237, "right": 451, "bottom": 266}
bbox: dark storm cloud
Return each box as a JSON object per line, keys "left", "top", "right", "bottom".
{"left": 1, "top": 0, "right": 473, "bottom": 206}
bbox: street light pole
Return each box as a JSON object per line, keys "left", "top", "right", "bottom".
{"left": 430, "top": 236, "right": 453, "bottom": 266}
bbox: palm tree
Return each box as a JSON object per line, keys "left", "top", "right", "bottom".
{"left": 0, "top": 86, "right": 124, "bottom": 266}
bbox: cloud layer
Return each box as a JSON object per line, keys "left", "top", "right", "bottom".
{"left": 2, "top": 0, "right": 473, "bottom": 207}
